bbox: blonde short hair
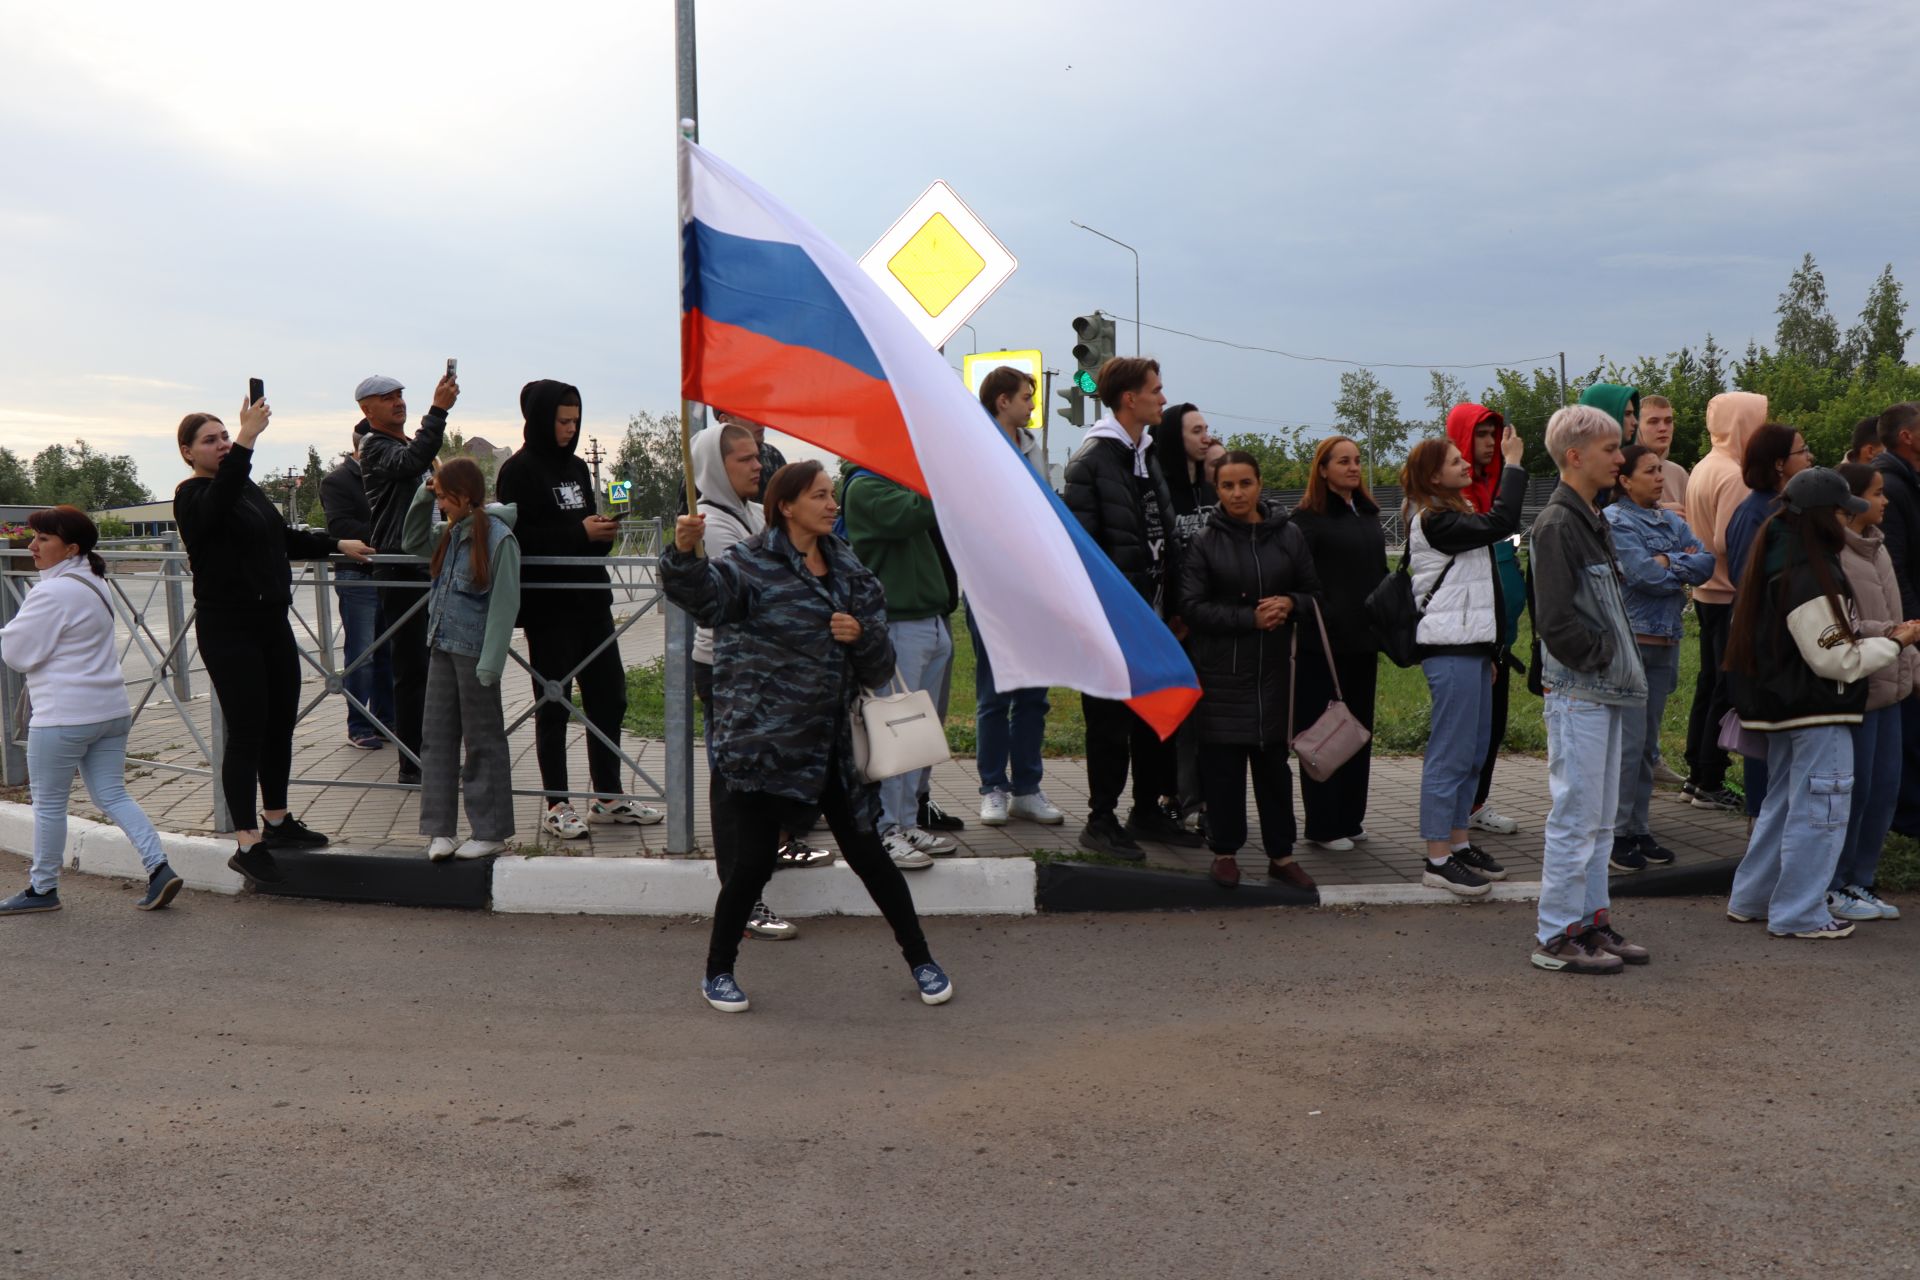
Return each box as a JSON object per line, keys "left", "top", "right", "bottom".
{"left": 1545, "top": 404, "right": 1622, "bottom": 469}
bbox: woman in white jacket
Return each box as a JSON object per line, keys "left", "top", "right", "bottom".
{"left": 0, "top": 507, "right": 178, "bottom": 915}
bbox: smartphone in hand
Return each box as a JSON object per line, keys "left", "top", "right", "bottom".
{"left": 249, "top": 378, "right": 265, "bottom": 406}
{"left": 446, "top": 358, "right": 457, "bottom": 378}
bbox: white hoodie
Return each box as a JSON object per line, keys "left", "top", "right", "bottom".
{"left": 1084, "top": 416, "right": 1153, "bottom": 478}
{"left": 0, "top": 556, "right": 128, "bottom": 727}
{"left": 690, "top": 423, "right": 768, "bottom": 666}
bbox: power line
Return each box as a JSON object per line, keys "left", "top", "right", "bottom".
{"left": 1101, "top": 311, "right": 1561, "bottom": 372}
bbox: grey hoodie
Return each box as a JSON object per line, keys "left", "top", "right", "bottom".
{"left": 690, "top": 423, "right": 767, "bottom": 665}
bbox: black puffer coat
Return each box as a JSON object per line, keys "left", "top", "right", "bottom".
{"left": 1288, "top": 490, "right": 1387, "bottom": 656}
{"left": 1176, "top": 499, "right": 1322, "bottom": 746}
{"left": 1064, "top": 435, "right": 1179, "bottom": 610}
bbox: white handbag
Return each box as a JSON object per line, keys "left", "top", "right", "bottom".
{"left": 849, "top": 672, "right": 951, "bottom": 782}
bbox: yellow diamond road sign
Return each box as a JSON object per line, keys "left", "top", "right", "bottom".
{"left": 859, "top": 181, "right": 1016, "bottom": 350}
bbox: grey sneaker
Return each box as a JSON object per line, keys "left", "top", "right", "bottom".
{"left": 0, "top": 885, "right": 60, "bottom": 915}
{"left": 1532, "top": 928, "right": 1625, "bottom": 974}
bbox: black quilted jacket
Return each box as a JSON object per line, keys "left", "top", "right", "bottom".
{"left": 1064, "top": 435, "right": 1179, "bottom": 610}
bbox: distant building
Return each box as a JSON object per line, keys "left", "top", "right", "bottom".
{"left": 465, "top": 437, "right": 510, "bottom": 469}
{"left": 91, "top": 501, "right": 177, "bottom": 537}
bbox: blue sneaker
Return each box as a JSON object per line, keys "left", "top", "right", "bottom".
{"left": 136, "top": 863, "right": 182, "bottom": 911}
{"left": 701, "top": 972, "right": 750, "bottom": 1013}
{"left": 912, "top": 961, "right": 953, "bottom": 1006}
{"left": 0, "top": 885, "right": 60, "bottom": 914}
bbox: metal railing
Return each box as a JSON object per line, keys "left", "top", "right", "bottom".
{"left": 0, "top": 526, "right": 697, "bottom": 853}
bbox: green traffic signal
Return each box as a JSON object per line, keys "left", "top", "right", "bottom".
{"left": 1073, "top": 369, "right": 1097, "bottom": 394}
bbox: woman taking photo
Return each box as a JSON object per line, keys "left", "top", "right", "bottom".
{"left": 662, "top": 461, "right": 952, "bottom": 1013}
{"left": 1178, "top": 451, "right": 1322, "bottom": 890}
{"left": 1288, "top": 435, "right": 1387, "bottom": 852}
{"left": 1403, "top": 425, "right": 1527, "bottom": 897}
{"left": 0, "top": 508, "right": 180, "bottom": 915}
{"left": 174, "top": 398, "right": 374, "bottom": 886}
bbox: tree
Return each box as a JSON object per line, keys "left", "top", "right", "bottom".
{"left": 31, "top": 441, "right": 149, "bottom": 510}
{"left": 1842, "top": 263, "right": 1912, "bottom": 374}
{"left": 1478, "top": 367, "right": 1564, "bottom": 475}
{"left": 1219, "top": 427, "right": 1321, "bottom": 492}
{"left": 614, "top": 410, "right": 691, "bottom": 520}
{"left": 1333, "top": 370, "right": 1408, "bottom": 479}
{"left": 1776, "top": 252, "right": 1842, "bottom": 370}
{"left": 0, "top": 448, "right": 33, "bottom": 504}
{"left": 1423, "top": 372, "right": 1469, "bottom": 431}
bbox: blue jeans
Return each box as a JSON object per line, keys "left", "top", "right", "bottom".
{"left": 1614, "top": 642, "right": 1678, "bottom": 837}
{"left": 1419, "top": 655, "right": 1492, "bottom": 841}
{"left": 1540, "top": 692, "right": 1627, "bottom": 943}
{"left": 967, "top": 602, "right": 1048, "bottom": 796}
{"left": 336, "top": 568, "right": 394, "bottom": 741}
{"left": 1834, "top": 706, "right": 1900, "bottom": 891}
{"left": 879, "top": 616, "right": 952, "bottom": 834}
{"left": 27, "top": 716, "right": 165, "bottom": 893}
{"left": 1730, "top": 726, "right": 1853, "bottom": 935}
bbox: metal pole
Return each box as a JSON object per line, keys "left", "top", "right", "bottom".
{"left": 0, "top": 552, "right": 27, "bottom": 785}
{"left": 1041, "top": 368, "right": 1054, "bottom": 488}
{"left": 1070, "top": 221, "right": 1141, "bottom": 354}
{"left": 1558, "top": 351, "right": 1569, "bottom": 405}
{"left": 666, "top": 0, "right": 700, "bottom": 856}
{"left": 163, "top": 531, "right": 192, "bottom": 700}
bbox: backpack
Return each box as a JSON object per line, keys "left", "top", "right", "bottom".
{"left": 832, "top": 468, "right": 876, "bottom": 541}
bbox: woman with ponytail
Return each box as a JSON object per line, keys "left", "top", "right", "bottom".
{"left": 0, "top": 508, "right": 178, "bottom": 914}
{"left": 401, "top": 457, "right": 521, "bottom": 861}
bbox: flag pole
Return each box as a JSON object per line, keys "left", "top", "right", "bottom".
{"left": 665, "top": 1, "right": 700, "bottom": 857}
{"left": 678, "top": 116, "right": 699, "bottom": 523}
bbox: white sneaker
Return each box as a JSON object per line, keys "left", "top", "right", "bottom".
{"left": 1849, "top": 884, "right": 1900, "bottom": 920}
{"left": 1469, "top": 806, "right": 1519, "bottom": 834}
{"left": 426, "top": 836, "right": 458, "bottom": 862}
{"left": 590, "top": 800, "right": 664, "bottom": 826}
{"left": 1008, "top": 791, "right": 1065, "bottom": 824}
{"left": 979, "top": 789, "right": 1011, "bottom": 826}
{"left": 1307, "top": 836, "right": 1355, "bottom": 852}
{"left": 1828, "top": 887, "right": 1883, "bottom": 922}
{"left": 902, "top": 827, "right": 955, "bottom": 856}
{"left": 542, "top": 804, "right": 589, "bottom": 840}
{"left": 454, "top": 839, "right": 508, "bottom": 860}
{"left": 882, "top": 831, "right": 934, "bottom": 869}
{"left": 1351, "top": 829, "right": 1371, "bottom": 843}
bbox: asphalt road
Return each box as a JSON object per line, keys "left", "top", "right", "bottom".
{"left": 3, "top": 877, "right": 1916, "bottom": 1279}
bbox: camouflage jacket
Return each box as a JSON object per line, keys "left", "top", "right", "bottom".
{"left": 661, "top": 528, "right": 895, "bottom": 823}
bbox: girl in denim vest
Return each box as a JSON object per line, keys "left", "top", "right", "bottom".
{"left": 402, "top": 458, "right": 521, "bottom": 861}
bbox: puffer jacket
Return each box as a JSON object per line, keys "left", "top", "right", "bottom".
{"left": 1288, "top": 489, "right": 1386, "bottom": 655}
{"left": 1176, "top": 499, "right": 1322, "bottom": 746}
{"left": 1871, "top": 448, "right": 1920, "bottom": 617}
{"left": 1064, "top": 433, "right": 1179, "bottom": 611}
{"left": 1530, "top": 484, "right": 1647, "bottom": 705}
{"left": 661, "top": 527, "right": 894, "bottom": 825}
{"left": 1407, "top": 465, "right": 1527, "bottom": 654}
{"left": 1839, "top": 524, "right": 1920, "bottom": 710}
{"left": 1603, "top": 498, "right": 1716, "bottom": 641}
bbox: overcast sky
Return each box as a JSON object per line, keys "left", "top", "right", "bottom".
{"left": 4, "top": 0, "right": 1916, "bottom": 498}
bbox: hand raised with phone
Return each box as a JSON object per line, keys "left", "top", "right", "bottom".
{"left": 1500, "top": 425, "right": 1525, "bottom": 467}
{"left": 432, "top": 369, "right": 460, "bottom": 411}
{"left": 237, "top": 392, "right": 272, "bottom": 447}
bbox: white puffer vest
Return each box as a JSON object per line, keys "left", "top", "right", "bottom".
{"left": 1408, "top": 507, "right": 1498, "bottom": 648}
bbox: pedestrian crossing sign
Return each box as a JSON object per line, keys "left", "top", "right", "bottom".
{"left": 606, "top": 480, "right": 631, "bottom": 509}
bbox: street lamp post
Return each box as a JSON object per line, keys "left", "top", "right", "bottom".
{"left": 1070, "top": 221, "right": 1140, "bottom": 355}
{"left": 958, "top": 322, "right": 978, "bottom": 354}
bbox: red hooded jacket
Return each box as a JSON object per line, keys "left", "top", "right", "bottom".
{"left": 1445, "top": 403, "right": 1506, "bottom": 515}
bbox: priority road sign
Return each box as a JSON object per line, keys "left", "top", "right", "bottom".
{"left": 859, "top": 181, "right": 1016, "bottom": 351}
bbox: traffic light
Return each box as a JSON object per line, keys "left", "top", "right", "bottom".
{"left": 1071, "top": 311, "right": 1117, "bottom": 396}
{"left": 1057, "top": 384, "right": 1087, "bottom": 429}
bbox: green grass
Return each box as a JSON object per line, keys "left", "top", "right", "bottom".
{"left": 1878, "top": 834, "right": 1920, "bottom": 892}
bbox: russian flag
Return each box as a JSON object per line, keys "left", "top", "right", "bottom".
{"left": 680, "top": 139, "right": 1198, "bottom": 736}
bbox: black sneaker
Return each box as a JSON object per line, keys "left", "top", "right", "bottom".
{"left": 136, "top": 862, "right": 183, "bottom": 911}
{"left": 1421, "top": 856, "right": 1491, "bottom": 898}
{"left": 1078, "top": 817, "right": 1145, "bottom": 862}
{"left": 919, "top": 796, "right": 965, "bottom": 832}
{"left": 227, "top": 844, "right": 284, "bottom": 885}
{"left": 1691, "top": 786, "right": 1741, "bottom": 812}
{"left": 260, "top": 814, "right": 329, "bottom": 849}
{"left": 1454, "top": 844, "right": 1507, "bottom": 881}
{"left": 398, "top": 764, "right": 422, "bottom": 787}
{"left": 1125, "top": 804, "right": 1204, "bottom": 848}
{"left": 1636, "top": 833, "right": 1677, "bottom": 866}
{"left": 1608, "top": 837, "right": 1648, "bottom": 873}
{"left": 1681, "top": 779, "right": 1702, "bottom": 800}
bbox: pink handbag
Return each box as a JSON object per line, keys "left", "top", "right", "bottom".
{"left": 1289, "top": 598, "right": 1373, "bottom": 783}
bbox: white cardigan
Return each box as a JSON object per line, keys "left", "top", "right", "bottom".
{"left": 0, "top": 557, "right": 129, "bottom": 727}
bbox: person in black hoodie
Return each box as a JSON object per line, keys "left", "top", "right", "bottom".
{"left": 173, "top": 399, "right": 374, "bottom": 885}
{"left": 494, "top": 380, "right": 660, "bottom": 838}
{"left": 320, "top": 424, "right": 393, "bottom": 749}
{"left": 1178, "top": 451, "right": 1322, "bottom": 891}
{"left": 1152, "top": 401, "right": 1219, "bottom": 829}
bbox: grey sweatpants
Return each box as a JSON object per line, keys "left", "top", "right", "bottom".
{"left": 420, "top": 649, "right": 514, "bottom": 842}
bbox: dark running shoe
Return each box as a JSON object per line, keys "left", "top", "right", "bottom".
{"left": 1608, "top": 838, "right": 1648, "bottom": 874}
{"left": 227, "top": 844, "right": 284, "bottom": 885}
{"left": 1636, "top": 834, "right": 1677, "bottom": 866}
{"left": 1421, "top": 857, "right": 1491, "bottom": 898}
{"left": 260, "top": 814, "right": 329, "bottom": 850}
{"left": 776, "top": 838, "right": 834, "bottom": 869}
{"left": 1454, "top": 844, "right": 1508, "bottom": 881}
{"left": 0, "top": 885, "right": 60, "bottom": 915}
{"left": 136, "top": 863, "right": 183, "bottom": 911}
{"left": 1078, "top": 817, "right": 1144, "bottom": 862}
{"left": 398, "top": 764, "right": 422, "bottom": 787}
{"left": 1691, "top": 786, "right": 1742, "bottom": 812}
{"left": 919, "top": 796, "right": 965, "bottom": 832}
{"left": 1126, "top": 804, "right": 1204, "bottom": 848}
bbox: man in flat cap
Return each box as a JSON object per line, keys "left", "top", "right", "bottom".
{"left": 354, "top": 368, "right": 459, "bottom": 785}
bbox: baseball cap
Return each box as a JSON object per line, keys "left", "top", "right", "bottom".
{"left": 1783, "top": 466, "right": 1868, "bottom": 516}
{"left": 354, "top": 375, "right": 404, "bottom": 401}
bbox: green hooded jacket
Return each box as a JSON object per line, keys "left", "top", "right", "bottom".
{"left": 1578, "top": 383, "right": 1642, "bottom": 441}
{"left": 835, "top": 461, "right": 947, "bottom": 621}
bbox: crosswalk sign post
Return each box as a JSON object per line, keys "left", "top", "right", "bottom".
{"left": 606, "top": 480, "right": 632, "bottom": 514}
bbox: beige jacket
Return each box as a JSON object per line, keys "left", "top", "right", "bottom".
{"left": 1686, "top": 392, "right": 1767, "bottom": 604}
{"left": 1658, "top": 457, "right": 1690, "bottom": 520}
{"left": 1840, "top": 525, "right": 1920, "bottom": 710}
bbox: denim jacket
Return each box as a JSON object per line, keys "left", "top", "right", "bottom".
{"left": 1529, "top": 484, "right": 1648, "bottom": 705}
{"left": 1603, "top": 500, "right": 1716, "bottom": 642}
{"left": 402, "top": 484, "right": 522, "bottom": 684}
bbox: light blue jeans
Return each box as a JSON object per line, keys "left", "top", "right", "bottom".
{"left": 1834, "top": 706, "right": 1899, "bottom": 892}
{"left": 879, "top": 615, "right": 952, "bottom": 835}
{"left": 1614, "top": 642, "right": 1679, "bottom": 837}
{"left": 1419, "top": 655, "right": 1493, "bottom": 841}
{"left": 27, "top": 716, "right": 166, "bottom": 894}
{"left": 1540, "top": 692, "right": 1626, "bottom": 943}
{"left": 1730, "top": 726, "right": 1854, "bottom": 935}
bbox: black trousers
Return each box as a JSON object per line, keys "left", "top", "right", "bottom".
{"left": 706, "top": 766, "right": 931, "bottom": 979}
{"left": 1293, "top": 647, "right": 1378, "bottom": 842}
{"left": 1684, "top": 600, "right": 1733, "bottom": 789}
{"left": 1474, "top": 656, "right": 1511, "bottom": 810}
{"left": 197, "top": 606, "right": 300, "bottom": 832}
{"left": 525, "top": 612, "right": 628, "bottom": 804}
{"left": 1198, "top": 741, "right": 1296, "bottom": 857}
{"left": 1081, "top": 693, "right": 1176, "bottom": 824}
{"left": 374, "top": 567, "right": 431, "bottom": 761}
